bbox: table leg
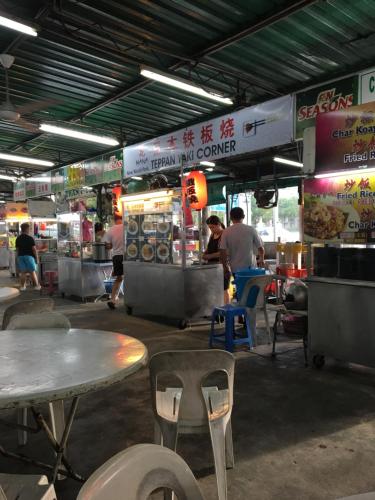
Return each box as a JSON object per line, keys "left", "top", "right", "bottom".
{"left": 49, "top": 400, "right": 65, "bottom": 480}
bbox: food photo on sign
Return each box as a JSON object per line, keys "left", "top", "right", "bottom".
{"left": 304, "top": 174, "right": 375, "bottom": 244}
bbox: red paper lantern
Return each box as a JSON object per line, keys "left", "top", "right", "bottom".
{"left": 185, "top": 171, "right": 208, "bottom": 210}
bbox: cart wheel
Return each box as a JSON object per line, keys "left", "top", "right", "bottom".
{"left": 313, "top": 354, "right": 325, "bottom": 369}
{"left": 178, "top": 319, "right": 188, "bottom": 330}
{"left": 125, "top": 305, "right": 133, "bottom": 316}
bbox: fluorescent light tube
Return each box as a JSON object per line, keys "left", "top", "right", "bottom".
{"left": 140, "top": 66, "right": 233, "bottom": 105}
{"left": 200, "top": 161, "right": 215, "bottom": 167}
{"left": 0, "top": 153, "right": 54, "bottom": 167}
{"left": 0, "top": 15, "right": 37, "bottom": 37}
{"left": 40, "top": 124, "right": 119, "bottom": 146}
{"left": 131, "top": 176, "right": 143, "bottom": 181}
{"left": 0, "top": 173, "right": 16, "bottom": 182}
{"left": 121, "top": 190, "right": 171, "bottom": 202}
{"left": 274, "top": 157, "right": 303, "bottom": 168}
{"left": 205, "top": 167, "right": 214, "bottom": 172}
{"left": 315, "top": 167, "right": 375, "bottom": 179}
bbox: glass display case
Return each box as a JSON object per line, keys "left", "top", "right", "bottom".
{"left": 57, "top": 212, "right": 111, "bottom": 300}
{"left": 123, "top": 189, "right": 200, "bottom": 266}
{"left": 122, "top": 189, "right": 223, "bottom": 328}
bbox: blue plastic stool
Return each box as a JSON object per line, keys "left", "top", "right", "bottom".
{"left": 210, "top": 304, "right": 254, "bottom": 352}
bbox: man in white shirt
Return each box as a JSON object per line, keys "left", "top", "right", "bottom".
{"left": 220, "top": 207, "right": 265, "bottom": 278}
{"left": 103, "top": 216, "right": 124, "bottom": 309}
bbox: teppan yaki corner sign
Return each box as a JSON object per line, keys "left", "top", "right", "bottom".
{"left": 316, "top": 101, "right": 375, "bottom": 174}
{"left": 123, "top": 95, "right": 293, "bottom": 178}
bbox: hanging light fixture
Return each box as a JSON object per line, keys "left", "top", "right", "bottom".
{"left": 140, "top": 66, "right": 233, "bottom": 105}
{"left": 185, "top": 171, "right": 208, "bottom": 210}
{"left": 39, "top": 124, "right": 119, "bottom": 146}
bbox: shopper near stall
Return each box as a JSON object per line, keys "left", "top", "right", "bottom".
{"left": 203, "top": 215, "right": 230, "bottom": 304}
{"left": 220, "top": 207, "right": 265, "bottom": 278}
{"left": 15, "top": 222, "right": 41, "bottom": 291}
{"left": 103, "top": 215, "right": 124, "bottom": 310}
{"left": 94, "top": 222, "right": 106, "bottom": 242}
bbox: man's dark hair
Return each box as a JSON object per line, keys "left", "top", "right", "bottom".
{"left": 230, "top": 207, "right": 245, "bottom": 221}
{"left": 20, "top": 222, "right": 30, "bottom": 232}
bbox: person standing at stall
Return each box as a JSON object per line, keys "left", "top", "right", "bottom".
{"left": 103, "top": 215, "right": 124, "bottom": 310}
{"left": 16, "top": 222, "right": 41, "bottom": 291}
{"left": 220, "top": 207, "right": 265, "bottom": 279}
{"left": 203, "top": 215, "right": 230, "bottom": 304}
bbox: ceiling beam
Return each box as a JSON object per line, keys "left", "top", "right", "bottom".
{"left": 76, "top": 0, "right": 319, "bottom": 118}
{"left": 7, "top": 0, "right": 319, "bottom": 165}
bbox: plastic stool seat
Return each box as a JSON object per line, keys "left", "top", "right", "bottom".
{"left": 210, "top": 304, "right": 254, "bottom": 352}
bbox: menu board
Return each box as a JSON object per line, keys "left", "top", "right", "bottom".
{"left": 124, "top": 212, "right": 173, "bottom": 264}
{"left": 304, "top": 174, "right": 375, "bottom": 244}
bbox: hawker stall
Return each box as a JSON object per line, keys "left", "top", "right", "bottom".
{"left": 122, "top": 187, "right": 223, "bottom": 328}
{"left": 28, "top": 200, "right": 58, "bottom": 286}
{"left": 5, "top": 202, "right": 30, "bottom": 276}
{"left": 305, "top": 101, "right": 375, "bottom": 368}
{"left": 57, "top": 212, "right": 112, "bottom": 300}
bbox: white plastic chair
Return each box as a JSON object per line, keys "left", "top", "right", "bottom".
{"left": 0, "top": 473, "right": 56, "bottom": 500}
{"left": 77, "top": 444, "right": 205, "bottom": 500}
{"left": 149, "top": 350, "right": 235, "bottom": 500}
{"left": 7, "top": 312, "right": 71, "bottom": 330}
{"left": 2, "top": 298, "right": 54, "bottom": 330}
{"left": 8, "top": 312, "right": 71, "bottom": 449}
{"left": 238, "top": 275, "right": 274, "bottom": 345}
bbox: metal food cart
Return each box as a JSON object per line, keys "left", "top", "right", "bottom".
{"left": 122, "top": 188, "right": 223, "bottom": 328}
{"left": 57, "top": 212, "right": 112, "bottom": 300}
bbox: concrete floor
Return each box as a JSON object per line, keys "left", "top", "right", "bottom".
{"left": 0, "top": 272, "right": 375, "bottom": 499}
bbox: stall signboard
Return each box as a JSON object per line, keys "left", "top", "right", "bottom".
{"left": 316, "top": 101, "right": 375, "bottom": 174}
{"left": 295, "top": 76, "right": 358, "bottom": 140}
{"left": 84, "top": 157, "right": 103, "bottom": 186}
{"left": 35, "top": 173, "right": 52, "bottom": 197}
{"left": 13, "top": 181, "right": 26, "bottom": 201}
{"left": 25, "top": 180, "right": 36, "bottom": 198}
{"left": 65, "top": 163, "right": 85, "bottom": 190}
{"left": 360, "top": 68, "right": 375, "bottom": 104}
{"left": 5, "top": 202, "right": 28, "bottom": 219}
{"left": 304, "top": 174, "right": 375, "bottom": 244}
{"left": 26, "top": 173, "right": 52, "bottom": 198}
{"left": 51, "top": 167, "right": 65, "bottom": 193}
{"left": 123, "top": 95, "right": 293, "bottom": 178}
{"left": 102, "top": 150, "right": 123, "bottom": 183}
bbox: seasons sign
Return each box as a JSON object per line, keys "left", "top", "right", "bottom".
{"left": 123, "top": 95, "right": 293, "bottom": 178}
{"left": 295, "top": 76, "right": 358, "bottom": 139}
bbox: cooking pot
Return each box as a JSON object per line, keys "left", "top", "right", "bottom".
{"left": 92, "top": 243, "right": 111, "bottom": 262}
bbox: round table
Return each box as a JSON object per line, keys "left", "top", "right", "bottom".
{"left": 0, "top": 328, "right": 148, "bottom": 482}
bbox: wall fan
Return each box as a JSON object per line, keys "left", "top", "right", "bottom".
{"left": 254, "top": 186, "right": 279, "bottom": 209}
{"left": 0, "top": 54, "right": 57, "bottom": 133}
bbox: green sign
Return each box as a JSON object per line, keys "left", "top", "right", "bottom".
{"left": 51, "top": 167, "right": 65, "bottom": 193}
{"left": 102, "top": 150, "right": 123, "bottom": 183}
{"left": 295, "top": 76, "right": 358, "bottom": 139}
{"left": 207, "top": 181, "right": 226, "bottom": 206}
{"left": 25, "top": 181, "right": 36, "bottom": 198}
{"left": 85, "top": 157, "right": 104, "bottom": 186}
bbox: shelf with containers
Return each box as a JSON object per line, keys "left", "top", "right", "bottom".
{"left": 57, "top": 212, "right": 112, "bottom": 300}
{"left": 121, "top": 188, "right": 223, "bottom": 328}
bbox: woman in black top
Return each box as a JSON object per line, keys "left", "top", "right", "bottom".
{"left": 203, "top": 215, "right": 230, "bottom": 304}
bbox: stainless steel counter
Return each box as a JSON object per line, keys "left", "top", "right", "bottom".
{"left": 58, "top": 257, "right": 112, "bottom": 300}
{"left": 123, "top": 262, "right": 223, "bottom": 327}
{"left": 307, "top": 276, "right": 375, "bottom": 368}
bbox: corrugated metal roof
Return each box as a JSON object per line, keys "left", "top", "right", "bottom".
{"left": 0, "top": 0, "right": 374, "bottom": 179}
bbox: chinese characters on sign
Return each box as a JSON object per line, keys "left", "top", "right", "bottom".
{"left": 185, "top": 171, "right": 207, "bottom": 210}
{"left": 124, "top": 95, "right": 293, "bottom": 178}
{"left": 316, "top": 101, "right": 375, "bottom": 174}
{"left": 304, "top": 174, "right": 375, "bottom": 244}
